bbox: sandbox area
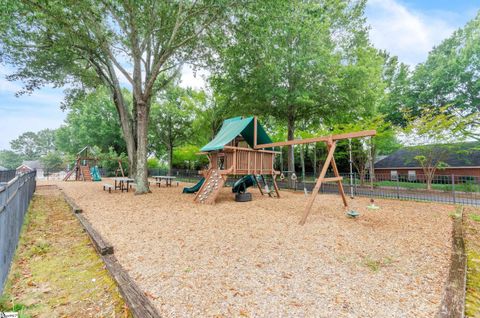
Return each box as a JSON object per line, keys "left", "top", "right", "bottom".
{"left": 41, "top": 179, "right": 454, "bottom": 317}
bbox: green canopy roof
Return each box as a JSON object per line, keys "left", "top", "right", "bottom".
{"left": 200, "top": 117, "right": 273, "bottom": 152}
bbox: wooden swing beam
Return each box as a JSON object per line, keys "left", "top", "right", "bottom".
{"left": 255, "top": 129, "right": 376, "bottom": 225}
{"left": 253, "top": 130, "right": 376, "bottom": 149}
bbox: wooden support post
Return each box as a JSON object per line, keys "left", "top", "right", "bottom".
{"left": 260, "top": 152, "right": 263, "bottom": 174}
{"left": 233, "top": 149, "right": 237, "bottom": 175}
{"left": 253, "top": 116, "right": 257, "bottom": 149}
{"left": 253, "top": 175, "right": 265, "bottom": 195}
{"left": 329, "top": 147, "right": 348, "bottom": 208}
{"left": 299, "top": 141, "right": 337, "bottom": 225}
{"left": 272, "top": 174, "right": 280, "bottom": 198}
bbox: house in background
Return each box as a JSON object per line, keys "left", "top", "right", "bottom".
{"left": 16, "top": 160, "right": 45, "bottom": 179}
{"left": 374, "top": 142, "right": 480, "bottom": 181}
{"left": 0, "top": 166, "right": 8, "bottom": 171}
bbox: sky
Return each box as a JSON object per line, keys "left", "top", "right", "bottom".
{"left": 0, "top": 0, "right": 479, "bottom": 150}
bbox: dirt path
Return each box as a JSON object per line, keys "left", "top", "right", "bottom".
{"left": 0, "top": 186, "right": 130, "bottom": 317}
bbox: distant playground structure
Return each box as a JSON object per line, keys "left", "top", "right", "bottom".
{"left": 63, "top": 146, "right": 124, "bottom": 182}
{"left": 186, "top": 116, "right": 376, "bottom": 224}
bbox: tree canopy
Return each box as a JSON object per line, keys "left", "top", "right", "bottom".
{"left": 0, "top": 0, "right": 235, "bottom": 192}
{"left": 208, "top": 0, "right": 384, "bottom": 174}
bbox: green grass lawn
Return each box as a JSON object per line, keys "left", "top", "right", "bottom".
{"left": 373, "top": 180, "right": 480, "bottom": 192}
{"left": 0, "top": 190, "right": 130, "bottom": 318}
{"left": 282, "top": 175, "right": 480, "bottom": 193}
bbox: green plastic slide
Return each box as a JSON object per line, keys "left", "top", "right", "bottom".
{"left": 90, "top": 166, "right": 102, "bottom": 182}
{"left": 183, "top": 178, "right": 205, "bottom": 193}
{"left": 232, "top": 175, "right": 256, "bottom": 193}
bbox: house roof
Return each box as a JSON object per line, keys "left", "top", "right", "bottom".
{"left": 375, "top": 142, "right": 480, "bottom": 168}
{"left": 17, "top": 160, "right": 43, "bottom": 170}
{"left": 0, "top": 165, "right": 8, "bottom": 171}
{"left": 200, "top": 117, "right": 273, "bottom": 152}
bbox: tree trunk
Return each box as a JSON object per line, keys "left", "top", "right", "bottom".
{"left": 426, "top": 178, "right": 432, "bottom": 190}
{"left": 134, "top": 100, "right": 150, "bottom": 194}
{"left": 167, "top": 145, "right": 173, "bottom": 176}
{"left": 105, "top": 62, "right": 137, "bottom": 178}
{"left": 300, "top": 144, "right": 305, "bottom": 182}
{"left": 287, "top": 116, "right": 295, "bottom": 188}
{"left": 360, "top": 169, "right": 366, "bottom": 186}
{"left": 426, "top": 169, "right": 434, "bottom": 191}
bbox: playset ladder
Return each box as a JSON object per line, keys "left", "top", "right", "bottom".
{"left": 299, "top": 141, "right": 347, "bottom": 225}
{"left": 80, "top": 165, "right": 92, "bottom": 181}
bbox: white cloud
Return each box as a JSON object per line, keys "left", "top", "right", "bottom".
{"left": 366, "top": 0, "right": 458, "bottom": 65}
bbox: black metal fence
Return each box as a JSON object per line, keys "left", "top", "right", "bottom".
{"left": 282, "top": 172, "right": 480, "bottom": 206}
{"left": 0, "top": 171, "right": 36, "bottom": 295}
{"left": 0, "top": 170, "right": 16, "bottom": 184}
{"left": 142, "top": 169, "right": 480, "bottom": 206}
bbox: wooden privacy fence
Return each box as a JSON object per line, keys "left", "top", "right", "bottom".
{"left": 0, "top": 171, "right": 36, "bottom": 295}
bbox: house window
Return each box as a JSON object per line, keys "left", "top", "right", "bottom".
{"left": 390, "top": 170, "right": 398, "bottom": 181}
{"left": 408, "top": 170, "right": 416, "bottom": 181}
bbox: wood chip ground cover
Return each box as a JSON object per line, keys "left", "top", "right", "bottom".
{"left": 44, "top": 179, "right": 457, "bottom": 317}
{"left": 0, "top": 187, "right": 130, "bottom": 317}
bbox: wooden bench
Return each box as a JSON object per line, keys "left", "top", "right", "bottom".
{"left": 103, "top": 183, "right": 114, "bottom": 193}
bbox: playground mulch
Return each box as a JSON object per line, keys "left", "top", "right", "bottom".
{"left": 43, "top": 178, "right": 457, "bottom": 317}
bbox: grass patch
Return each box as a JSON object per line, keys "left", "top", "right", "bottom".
{"left": 0, "top": 191, "right": 131, "bottom": 317}
{"left": 373, "top": 180, "right": 480, "bottom": 193}
{"left": 469, "top": 214, "right": 480, "bottom": 223}
{"left": 464, "top": 207, "right": 480, "bottom": 317}
{"left": 450, "top": 206, "right": 463, "bottom": 219}
{"left": 363, "top": 256, "right": 394, "bottom": 273}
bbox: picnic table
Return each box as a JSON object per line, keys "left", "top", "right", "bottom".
{"left": 112, "top": 177, "right": 135, "bottom": 192}
{"left": 151, "top": 175, "right": 177, "bottom": 187}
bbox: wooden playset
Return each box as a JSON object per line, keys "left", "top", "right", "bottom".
{"left": 63, "top": 146, "right": 95, "bottom": 181}
{"left": 194, "top": 117, "right": 280, "bottom": 204}
{"left": 195, "top": 116, "right": 376, "bottom": 225}
{"left": 63, "top": 146, "right": 124, "bottom": 182}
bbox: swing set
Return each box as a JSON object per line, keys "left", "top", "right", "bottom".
{"left": 255, "top": 130, "right": 377, "bottom": 225}
{"left": 194, "top": 116, "right": 376, "bottom": 225}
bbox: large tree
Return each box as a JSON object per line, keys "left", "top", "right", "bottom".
{"left": 0, "top": 150, "right": 23, "bottom": 169}
{"left": 209, "top": 0, "right": 383, "bottom": 177}
{"left": 408, "top": 11, "right": 480, "bottom": 139}
{"left": 378, "top": 51, "right": 411, "bottom": 127}
{"left": 0, "top": 0, "right": 233, "bottom": 193}
{"left": 10, "top": 129, "right": 56, "bottom": 160}
{"left": 149, "top": 85, "right": 197, "bottom": 174}
{"left": 56, "top": 88, "right": 126, "bottom": 155}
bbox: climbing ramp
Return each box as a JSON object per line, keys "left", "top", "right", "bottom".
{"left": 194, "top": 169, "right": 227, "bottom": 204}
